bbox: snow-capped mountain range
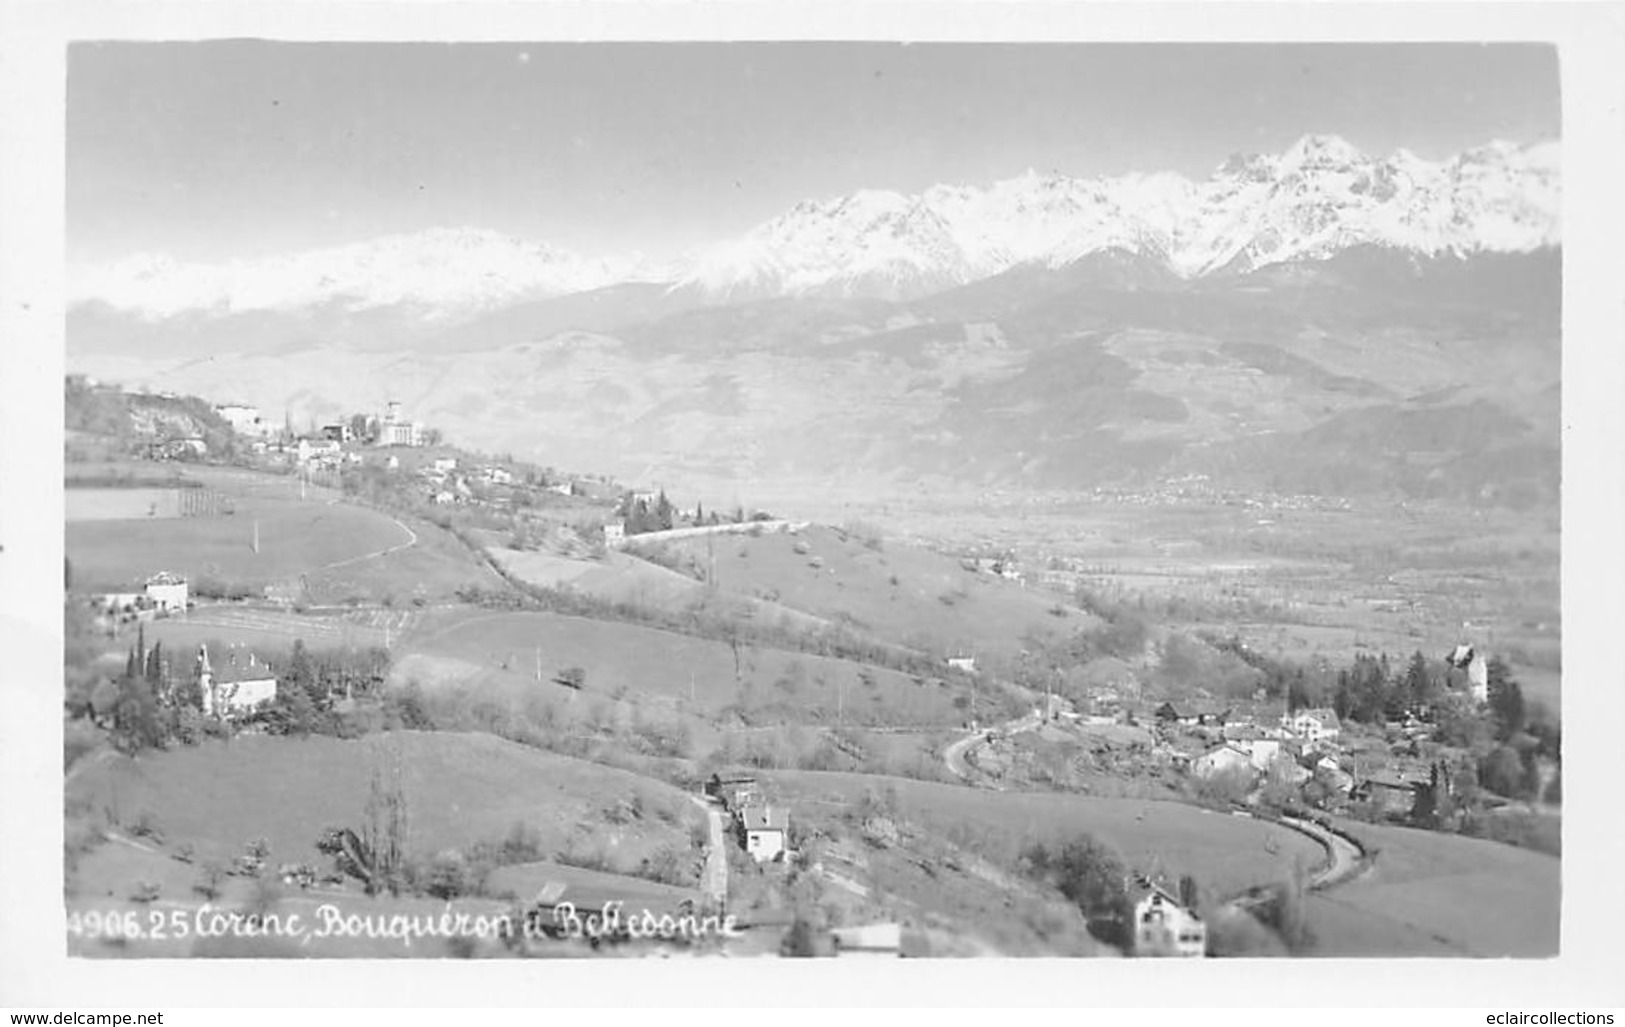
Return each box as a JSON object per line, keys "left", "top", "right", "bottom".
{"left": 72, "top": 134, "right": 1559, "bottom": 319}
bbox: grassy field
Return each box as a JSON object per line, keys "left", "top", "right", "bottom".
{"left": 658, "top": 524, "right": 1099, "bottom": 661}
{"left": 299, "top": 510, "right": 507, "bottom": 605}
{"left": 760, "top": 769, "right": 1324, "bottom": 898}
{"left": 401, "top": 608, "right": 975, "bottom": 730}
{"left": 1304, "top": 818, "right": 1560, "bottom": 957}
{"left": 68, "top": 495, "right": 407, "bottom": 591}
{"left": 66, "top": 731, "right": 703, "bottom": 873}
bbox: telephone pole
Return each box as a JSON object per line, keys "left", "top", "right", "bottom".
{"left": 252, "top": 519, "right": 260, "bottom": 554}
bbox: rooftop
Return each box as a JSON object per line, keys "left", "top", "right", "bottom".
{"left": 740, "top": 804, "right": 789, "bottom": 832}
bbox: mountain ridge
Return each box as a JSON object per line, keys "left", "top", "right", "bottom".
{"left": 72, "top": 134, "right": 1559, "bottom": 319}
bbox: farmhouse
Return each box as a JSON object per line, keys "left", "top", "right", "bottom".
{"left": 1280, "top": 708, "right": 1342, "bottom": 744}
{"left": 946, "top": 654, "right": 977, "bottom": 674}
{"left": 296, "top": 438, "right": 342, "bottom": 464}
{"left": 143, "top": 571, "right": 189, "bottom": 613}
{"left": 603, "top": 521, "right": 626, "bottom": 547}
{"left": 1353, "top": 771, "right": 1419, "bottom": 817}
{"left": 1191, "top": 743, "right": 1254, "bottom": 780}
{"left": 739, "top": 804, "right": 789, "bottom": 863}
{"left": 1130, "top": 881, "right": 1206, "bottom": 958}
{"left": 196, "top": 644, "right": 278, "bottom": 720}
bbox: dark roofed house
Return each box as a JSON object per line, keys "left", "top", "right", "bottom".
{"left": 705, "top": 772, "right": 760, "bottom": 812}
{"left": 1155, "top": 702, "right": 1190, "bottom": 725}
{"left": 1354, "top": 771, "right": 1419, "bottom": 817}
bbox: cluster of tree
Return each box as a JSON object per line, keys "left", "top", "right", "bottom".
{"left": 1018, "top": 834, "right": 1135, "bottom": 950}
{"left": 65, "top": 625, "right": 215, "bottom": 755}
{"left": 619, "top": 491, "right": 677, "bottom": 535}
{"left": 255, "top": 639, "right": 395, "bottom": 737}
{"left": 617, "top": 490, "right": 769, "bottom": 537}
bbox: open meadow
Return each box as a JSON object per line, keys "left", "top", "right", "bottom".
{"left": 1304, "top": 817, "right": 1560, "bottom": 957}
{"left": 67, "top": 731, "right": 704, "bottom": 874}
{"left": 400, "top": 608, "right": 977, "bottom": 730}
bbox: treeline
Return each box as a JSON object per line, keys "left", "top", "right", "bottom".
{"left": 617, "top": 489, "right": 772, "bottom": 537}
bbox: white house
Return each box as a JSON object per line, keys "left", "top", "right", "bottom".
{"left": 296, "top": 438, "right": 341, "bottom": 465}
{"left": 1132, "top": 883, "right": 1206, "bottom": 958}
{"left": 143, "top": 572, "right": 188, "bottom": 613}
{"left": 1240, "top": 737, "right": 1282, "bottom": 771}
{"left": 432, "top": 457, "right": 458, "bottom": 475}
{"left": 1191, "top": 744, "right": 1254, "bottom": 780}
{"left": 946, "top": 654, "right": 977, "bottom": 674}
{"left": 740, "top": 804, "right": 789, "bottom": 863}
{"left": 603, "top": 521, "right": 626, "bottom": 547}
{"left": 197, "top": 644, "right": 278, "bottom": 720}
{"left": 1280, "top": 708, "right": 1342, "bottom": 745}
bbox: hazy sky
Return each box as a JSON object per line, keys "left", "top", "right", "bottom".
{"left": 67, "top": 42, "right": 1560, "bottom": 264}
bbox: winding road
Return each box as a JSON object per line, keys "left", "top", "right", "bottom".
{"left": 942, "top": 711, "right": 1045, "bottom": 785}
{"left": 1278, "top": 815, "right": 1366, "bottom": 890}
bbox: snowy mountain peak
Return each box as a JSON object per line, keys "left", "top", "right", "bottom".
{"left": 71, "top": 226, "right": 652, "bottom": 321}
{"left": 679, "top": 134, "right": 1560, "bottom": 296}
{"left": 75, "top": 135, "right": 1562, "bottom": 316}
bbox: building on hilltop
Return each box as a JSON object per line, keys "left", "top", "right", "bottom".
{"left": 377, "top": 400, "right": 422, "bottom": 447}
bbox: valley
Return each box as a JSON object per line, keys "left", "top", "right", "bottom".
{"left": 59, "top": 128, "right": 1562, "bottom": 962}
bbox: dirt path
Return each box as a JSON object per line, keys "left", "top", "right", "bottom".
{"left": 689, "top": 795, "right": 728, "bottom": 911}
{"left": 316, "top": 512, "right": 419, "bottom": 573}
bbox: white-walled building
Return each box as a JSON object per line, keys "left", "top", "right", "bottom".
{"left": 143, "top": 572, "right": 189, "bottom": 613}
{"left": 740, "top": 804, "right": 788, "bottom": 863}
{"left": 1280, "top": 708, "right": 1342, "bottom": 745}
{"left": 1132, "top": 883, "right": 1206, "bottom": 957}
{"left": 197, "top": 644, "right": 278, "bottom": 720}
